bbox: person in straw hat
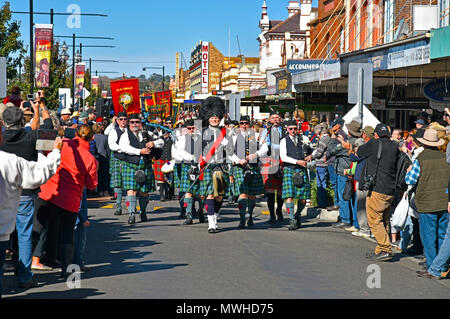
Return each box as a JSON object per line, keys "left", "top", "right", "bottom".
{"left": 405, "top": 128, "right": 450, "bottom": 278}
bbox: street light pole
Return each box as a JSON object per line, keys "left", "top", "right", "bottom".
{"left": 72, "top": 33, "right": 76, "bottom": 110}
{"left": 29, "top": 0, "right": 34, "bottom": 95}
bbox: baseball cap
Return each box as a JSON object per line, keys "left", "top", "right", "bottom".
{"left": 375, "top": 123, "right": 391, "bottom": 137}
{"left": 79, "top": 112, "right": 89, "bottom": 119}
{"left": 2, "top": 106, "right": 24, "bottom": 128}
{"left": 415, "top": 118, "right": 426, "bottom": 125}
{"left": 331, "top": 118, "right": 345, "bottom": 127}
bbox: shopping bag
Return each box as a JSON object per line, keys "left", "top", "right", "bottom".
{"left": 392, "top": 192, "right": 409, "bottom": 230}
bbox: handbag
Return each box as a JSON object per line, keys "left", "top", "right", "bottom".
{"left": 293, "top": 172, "right": 304, "bottom": 188}
{"left": 392, "top": 192, "right": 410, "bottom": 231}
{"left": 342, "top": 177, "right": 355, "bottom": 201}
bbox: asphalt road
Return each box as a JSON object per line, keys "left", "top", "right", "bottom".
{"left": 3, "top": 194, "right": 450, "bottom": 299}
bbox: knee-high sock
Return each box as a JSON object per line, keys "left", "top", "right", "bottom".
{"left": 179, "top": 192, "right": 186, "bottom": 213}
{"left": 114, "top": 188, "right": 123, "bottom": 205}
{"left": 184, "top": 197, "right": 194, "bottom": 218}
{"left": 276, "top": 195, "right": 284, "bottom": 215}
{"left": 286, "top": 202, "right": 295, "bottom": 220}
{"left": 248, "top": 198, "right": 256, "bottom": 218}
{"left": 238, "top": 198, "right": 248, "bottom": 218}
{"left": 296, "top": 201, "right": 305, "bottom": 218}
{"left": 205, "top": 199, "right": 215, "bottom": 216}
{"left": 126, "top": 195, "right": 137, "bottom": 215}
{"left": 197, "top": 198, "right": 205, "bottom": 215}
{"left": 267, "top": 193, "right": 275, "bottom": 217}
{"left": 138, "top": 196, "right": 149, "bottom": 213}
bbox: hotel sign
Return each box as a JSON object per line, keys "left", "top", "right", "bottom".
{"left": 201, "top": 41, "right": 209, "bottom": 94}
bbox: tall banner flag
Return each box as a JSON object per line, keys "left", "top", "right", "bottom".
{"left": 110, "top": 78, "right": 141, "bottom": 115}
{"left": 91, "top": 76, "right": 99, "bottom": 94}
{"left": 75, "top": 63, "right": 86, "bottom": 100}
{"left": 35, "top": 24, "right": 53, "bottom": 88}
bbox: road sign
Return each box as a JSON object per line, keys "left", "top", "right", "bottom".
{"left": 348, "top": 63, "right": 373, "bottom": 105}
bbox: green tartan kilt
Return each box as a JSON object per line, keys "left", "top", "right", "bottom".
{"left": 179, "top": 163, "right": 199, "bottom": 195}
{"left": 282, "top": 166, "right": 311, "bottom": 200}
{"left": 109, "top": 156, "right": 123, "bottom": 189}
{"left": 198, "top": 164, "right": 231, "bottom": 197}
{"left": 231, "top": 165, "right": 265, "bottom": 196}
{"left": 121, "top": 158, "right": 156, "bottom": 193}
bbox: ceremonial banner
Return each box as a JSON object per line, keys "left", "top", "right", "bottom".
{"left": 91, "top": 76, "right": 99, "bottom": 94}
{"left": 75, "top": 63, "right": 86, "bottom": 99}
{"left": 35, "top": 24, "right": 53, "bottom": 88}
{"left": 110, "top": 78, "right": 141, "bottom": 115}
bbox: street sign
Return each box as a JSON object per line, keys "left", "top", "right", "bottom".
{"left": 82, "top": 88, "right": 91, "bottom": 99}
{"left": 348, "top": 63, "right": 373, "bottom": 105}
{"left": 0, "top": 57, "right": 6, "bottom": 98}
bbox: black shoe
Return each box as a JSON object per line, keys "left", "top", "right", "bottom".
{"left": 208, "top": 228, "right": 217, "bottom": 234}
{"left": 296, "top": 217, "right": 302, "bottom": 229}
{"left": 268, "top": 216, "right": 276, "bottom": 224}
{"left": 402, "top": 248, "right": 423, "bottom": 256}
{"left": 276, "top": 213, "right": 284, "bottom": 222}
{"left": 114, "top": 204, "right": 122, "bottom": 216}
{"left": 247, "top": 217, "right": 254, "bottom": 227}
{"left": 140, "top": 211, "right": 148, "bottom": 222}
{"left": 332, "top": 222, "right": 351, "bottom": 229}
{"left": 288, "top": 220, "right": 297, "bottom": 231}
{"left": 184, "top": 217, "right": 193, "bottom": 225}
{"left": 238, "top": 221, "right": 246, "bottom": 229}
{"left": 18, "top": 280, "right": 38, "bottom": 289}
{"left": 198, "top": 213, "right": 206, "bottom": 223}
{"left": 128, "top": 215, "right": 136, "bottom": 224}
{"left": 365, "top": 251, "right": 393, "bottom": 261}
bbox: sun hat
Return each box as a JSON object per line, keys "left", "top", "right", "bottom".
{"left": 345, "top": 120, "right": 362, "bottom": 137}
{"left": 417, "top": 128, "right": 445, "bottom": 147}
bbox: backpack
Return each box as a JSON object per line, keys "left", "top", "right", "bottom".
{"left": 395, "top": 151, "right": 412, "bottom": 192}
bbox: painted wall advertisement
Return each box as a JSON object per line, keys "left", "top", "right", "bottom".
{"left": 35, "top": 24, "right": 53, "bottom": 88}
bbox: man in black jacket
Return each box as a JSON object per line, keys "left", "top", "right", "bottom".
{"left": 0, "top": 101, "right": 54, "bottom": 288}
{"left": 357, "top": 123, "right": 399, "bottom": 261}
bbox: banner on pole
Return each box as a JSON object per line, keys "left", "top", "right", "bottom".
{"left": 91, "top": 76, "right": 99, "bottom": 94}
{"left": 75, "top": 63, "right": 86, "bottom": 100}
{"left": 141, "top": 90, "right": 172, "bottom": 123}
{"left": 110, "top": 78, "right": 141, "bottom": 115}
{"left": 35, "top": 24, "right": 53, "bottom": 88}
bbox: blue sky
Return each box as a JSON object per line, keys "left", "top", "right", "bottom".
{"left": 10, "top": 0, "right": 318, "bottom": 77}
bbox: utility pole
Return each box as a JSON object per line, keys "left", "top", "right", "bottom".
{"left": 29, "top": 0, "right": 34, "bottom": 95}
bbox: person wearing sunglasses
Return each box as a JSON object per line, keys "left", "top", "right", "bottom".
{"left": 106, "top": 112, "right": 129, "bottom": 216}
{"left": 118, "top": 114, "right": 163, "bottom": 224}
{"left": 227, "top": 116, "right": 268, "bottom": 228}
{"left": 280, "top": 120, "right": 313, "bottom": 230}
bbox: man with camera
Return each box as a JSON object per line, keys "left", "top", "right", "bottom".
{"left": 280, "top": 120, "right": 313, "bottom": 231}
{"left": 118, "top": 114, "right": 163, "bottom": 224}
{"left": 0, "top": 95, "right": 55, "bottom": 288}
{"left": 227, "top": 116, "right": 268, "bottom": 229}
{"left": 357, "top": 123, "right": 400, "bottom": 261}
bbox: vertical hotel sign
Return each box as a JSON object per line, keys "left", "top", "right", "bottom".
{"left": 35, "top": 24, "right": 53, "bottom": 88}
{"left": 201, "top": 41, "right": 209, "bottom": 94}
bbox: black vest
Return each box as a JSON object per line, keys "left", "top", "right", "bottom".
{"left": 113, "top": 125, "right": 126, "bottom": 161}
{"left": 284, "top": 135, "right": 304, "bottom": 168}
{"left": 122, "top": 130, "right": 151, "bottom": 166}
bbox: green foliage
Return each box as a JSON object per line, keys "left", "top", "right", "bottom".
{"left": 0, "top": 1, "right": 27, "bottom": 89}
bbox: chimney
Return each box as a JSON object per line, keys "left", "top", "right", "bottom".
{"left": 288, "top": 1, "right": 300, "bottom": 18}
{"left": 300, "top": 0, "right": 312, "bottom": 30}
{"left": 260, "top": 0, "right": 270, "bottom": 32}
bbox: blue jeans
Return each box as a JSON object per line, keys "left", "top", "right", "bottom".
{"left": 350, "top": 189, "right": 359, "bottom": 229}
{"left": 336, "top": 174, "right": 351, "bottom": 224}
{"left": 419, "top": 211, "right": 449, "bottom": 269}
{"left": 16, "top": 197, "right": 35, "bottom": 284}
{"left": 73, "top": 189, "right": 88, "bottom": 267}
{"left": 327, "top": 165, "right": 338, "bottom": 205}
{"left": 0, "top": 241, "right": 8, "bottom": 298}
{"left": 316, "top": 167, "right": 329, "bottom": 208}
{"left": 400, "top": 216, "right": 414, "bottom": 251}
{"left": 428, "top": 213, "right": 450, "bottom": 277}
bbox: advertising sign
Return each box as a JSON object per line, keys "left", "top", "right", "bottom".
{"left": 423, "top": 78, "right": 450, "bottom": 104}
{"left": 91, "top": 76, "right": 99, "bottom": 94}
{"left": 201, "top": 41, "right": 209, "bottom": 94}
{"left": 35, "top": 24, "right": 53, "bottom": 88}
{"left": 75, "top": 63, "right": 86, "bottom": 99}
{"left": 110, "top": 78, "right": 141, "bottom": 115}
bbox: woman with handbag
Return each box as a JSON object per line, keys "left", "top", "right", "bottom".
{"left": 280, "top": 120, "right": 313, "bottom": 231}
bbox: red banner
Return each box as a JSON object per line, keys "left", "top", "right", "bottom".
{"left": 110, "top": 78, "right": 141, "bottom": 115}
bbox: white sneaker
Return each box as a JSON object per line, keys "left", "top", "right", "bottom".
{"left": 352, "top": 230, "right": 371, "bottom": 238}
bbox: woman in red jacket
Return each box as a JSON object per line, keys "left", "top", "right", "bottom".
{"left": 35, "top": 125, "right": 98, "bottom": 277}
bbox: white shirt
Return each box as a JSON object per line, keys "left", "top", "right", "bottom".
{"left": 0, "top": 149, "right": 61, "bottom": 241}
{"left": 227, "top": 129, "right": 268, "bottom": 164}
{"left": 107, "top": 125, "right": 127, "bottom": 153}
{"left": 280, "top": 135, "right": 301, "bottom": 165}
{"left": 118, "top": 130, "right": 163, "bottom": 156}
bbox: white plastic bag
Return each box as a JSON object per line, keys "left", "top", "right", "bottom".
{"left": 392, "top": 193, "right": 410, "bottom": 231}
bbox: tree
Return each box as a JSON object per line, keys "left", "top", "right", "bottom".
{"left": 41, "top": 42, "right": 68, "bottom": 110}
{"left": 0, "top": 2, "right": 27, "bottom": 86}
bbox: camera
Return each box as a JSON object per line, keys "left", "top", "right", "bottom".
{"left": 362, "top": 174, "right": 376, "bottom": 191}
{"left": 27, "top": 94, "right": 34, "bottom": 101}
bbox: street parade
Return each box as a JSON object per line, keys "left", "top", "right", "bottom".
{"left": 0, "top": 0, "right": 449, "bottom": 302}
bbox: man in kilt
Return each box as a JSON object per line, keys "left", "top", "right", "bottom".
{"left": 174, "top": 119, "right": 206, "bottom": 225}
{"left": 259, "top": 111, "right": 286, "bottom": 223}
{"left": 118, "top": 114, "right": 163, "bottom": 224}
{"left": 227, "top": 116, "right": 268, "bottom": 228}
{"left": 198, "top": 97, "right": 230, "bottom": 234}
{"left": 152, "top": 118, "right": 174, "bottom": 201}
{"left": 107, "top": 112, "right": 128, "bottom": 216}
{"left": 280, "top": 120, "right": 313, "bottom": 230}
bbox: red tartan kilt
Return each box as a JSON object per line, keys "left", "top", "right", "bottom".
{"left": 153, "top": 159, "right": 167, "bottom": 182}
{"left": 260, "top": 157, "right": 283, "bottom": 192}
